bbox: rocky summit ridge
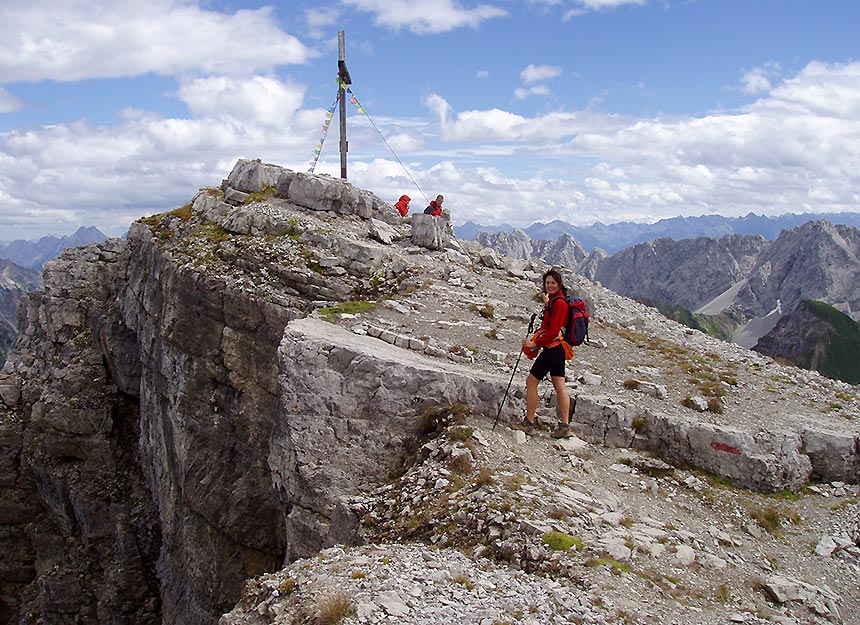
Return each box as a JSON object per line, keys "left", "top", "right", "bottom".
{"left": 0, "top": 159, "right": 858, "bottom": 625}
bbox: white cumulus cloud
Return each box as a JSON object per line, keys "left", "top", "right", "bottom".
{"left": 341, "top": 0, "right": 508, "bottom": 34}
{"left": 0, "top": 0, "right": 311, "bottom": 82}
{"left": 178, "top": 76, "right": 307, "bottom": 126}
{"left": 2, "top": 58, "right": 860, "bottom": 240}
{"left": 521, "top": 64, "right": 562, "bottom": 84}
{"left": 741, "top": 62, "right": 781, "bottom": 95}
{"left": 515, "top": 85, "right": 551, "bottom": 99}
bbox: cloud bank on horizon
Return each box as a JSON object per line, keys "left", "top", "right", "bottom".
{"left": 1, "top": 0, "right": 859, "bottom": 240}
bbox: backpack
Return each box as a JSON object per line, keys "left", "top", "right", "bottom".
{"left": 550, "top": 295, "right": 590, "bottom": 346}
{"left": 423, "top": 205, "right": 433, "bottom": 214}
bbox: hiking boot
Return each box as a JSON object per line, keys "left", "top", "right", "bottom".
{"left": 510, "top": 417, "right": 536, "bottom": 434}
{"left": 550, "top": 422, "right": 573, "bottom": 439}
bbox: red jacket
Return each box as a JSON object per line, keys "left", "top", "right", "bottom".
{"left": 533, "top": 295, "right": 569, "bottom": 348}
{"left": 424, "top": 200, "right": 442, "bottom": 217}
{"left": 394, "top": 195, "right": 410, "bottom": 217}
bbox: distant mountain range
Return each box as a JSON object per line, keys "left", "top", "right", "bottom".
{"left": 0, "top": 226, "right": 107, "bottom": 365}
{"left": 456, "top": 211, "right": 860, "bottom": 253}
{"left": 0, "top": 226, "right": 108, "bottom": 270}
{"left": 0, "top": 259, "right": 43, "bottom": 365}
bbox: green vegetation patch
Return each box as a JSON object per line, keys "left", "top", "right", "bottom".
{"left": 749, "top": 504, "right": 801, "bottom": 537}
{"left": 193, "top": 222, "right": 230, "bottom": 245}
{"left": 468, "top": 303, "right": 495, "bottom": 319}
{"left": 243, "top": 185, "right": 277, "bottom": 204}
{"left": 318, "top": 300, "right": 376, "bottom": 323}
{"left": 138, "top": 203, "right": 193, "bottom": 237}
{"left": 805, "top": 301, "right": 860, "bottom": 384}
{"left": 542, "top": 531, "right": 584, "bottom": 551}
{"left": 636, "top": 297, "right": 739, "bottom": 341}
{"left": 585, "top": 557, "right": 631, "bottom": 574}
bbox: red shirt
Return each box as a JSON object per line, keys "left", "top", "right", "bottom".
{"left": 534, "top": 295, "right": 569, "bottom": 348}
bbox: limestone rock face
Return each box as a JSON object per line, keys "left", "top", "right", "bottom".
{"left": 572, "top": 394, "right": 858, "bottom": 492}
{"left": 477, "top": 228, "right": 534, "bottom": 260}
{"left": 532, "top": 233, "right": 589, "bottom": 270}
{"left": 739, "top": 220, "right": 860, "bottom": 320}
{"left": 0, "top": 240, "right": 161, "bottom": 625}
{"left": 274, "top": 169, "right": 400, "bottom": 225}
{"left": 271, "top": 317, "right": 506, "bottom": 562}
{"left": 592, "top": 234, "right": 767, "bottom": 311}
{"left": 477, "top": 227, "right": 592, "bottom": 271}
{"left": 411, "top": 213, "right": 453, "bottom": 250}
{"left": 117, "top": 225, "right": 295, "bottom": 625}
{"left": 225, "top": 158, "right": 287, "bottom": 193}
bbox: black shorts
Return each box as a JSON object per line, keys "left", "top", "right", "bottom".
{"left": 529, "top": 344, "right": 566, "bottom": 380}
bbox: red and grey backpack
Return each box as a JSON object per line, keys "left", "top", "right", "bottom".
{"left": 549, "top": 295, "right": 590, "bottom": 346}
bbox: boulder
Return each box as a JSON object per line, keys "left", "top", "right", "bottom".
{"left": 225, "top": 158, "right": 287, "bottom": 193}
{"left": 274, "top": 171, "right": 399, "bottom": 225}
{"left": 412, "top": 213, "right": 452, "bottom": 250}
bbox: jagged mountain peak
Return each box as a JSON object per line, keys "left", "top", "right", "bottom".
{"left": 0, "top": 225, "right": 108, "bottom": 270}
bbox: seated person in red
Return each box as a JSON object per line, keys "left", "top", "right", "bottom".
{"left": 423, "top": 194, "right": 444, "bottom": 216}
{"left": 394, "top": 195, "right": 411, "bottom": 217}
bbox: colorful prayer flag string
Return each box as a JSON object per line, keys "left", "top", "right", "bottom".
{"left": 345, "top": 88, "right": 365, "bottom": 113}
{"left": 307, "top": 80, "right": 376, "bottom": 173}
{"left": 308, "top": 91, "right": 340, "bottom": 173}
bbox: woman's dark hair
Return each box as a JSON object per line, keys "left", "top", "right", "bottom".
{"left": 542, "top": 267, "right": 567, "bottom": 297}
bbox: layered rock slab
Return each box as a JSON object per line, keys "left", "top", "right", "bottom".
{"left": 270, "top": 317, "right": 509, "bottom": 561}
{"left": 572, "top": 394, "right": 858, "bottom": 492}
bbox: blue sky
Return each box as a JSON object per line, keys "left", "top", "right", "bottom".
{"left": 2, "top": 0, "right": 859, "bottom": 241}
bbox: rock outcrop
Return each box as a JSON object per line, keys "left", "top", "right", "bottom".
{"left": 0, "top": 241, "right": 161, "bottom": 625}
{"left": 411, "top": 213, "right": 454, "bottom": 250}
{"left": 0, "top": 159, "right": 480, "bottom": 625}
{"left": 271, "top": 318, "right": 507, "bottom": 562}
{"left": 477, "top": 229, "right": 589, "bottom": 270}
{"left": 738, "top": 220, "right": 860, "bottom": 321}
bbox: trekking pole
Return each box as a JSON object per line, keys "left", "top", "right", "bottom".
{"left": 493, "top": 313, "right": 537, "bottom": 430}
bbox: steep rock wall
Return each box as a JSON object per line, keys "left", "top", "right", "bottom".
{"left": 592, "top": 234, "right": 768, "bottom": 311}
{"left": 0, "top": 241, "right": 161, "bottom": 625}
{"left": 117, "top": 224, "right": 296, "bottom": 625}
{"left": 0, "top": 228, "right": 300, "bottom": 625}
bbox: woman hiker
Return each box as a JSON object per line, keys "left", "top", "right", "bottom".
{"left": 511, "top": 267, "right": 573, "bottom": 439}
